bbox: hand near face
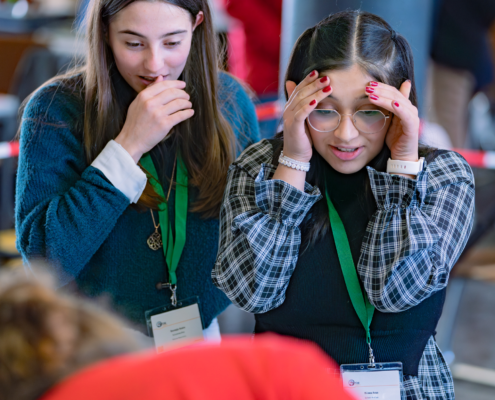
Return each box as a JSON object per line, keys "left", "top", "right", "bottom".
{"left": 365, "top": 80, "right": 419, "bottom": 162}
{"left": 115, "top": 75, "right": 194, "bottom": 163}
{"left": 284, "top": 71, "right": 333, "bottom": 163}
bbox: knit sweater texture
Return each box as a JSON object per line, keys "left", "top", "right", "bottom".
{"left": 15, "top": 72, "right": 260, "bottom": 331}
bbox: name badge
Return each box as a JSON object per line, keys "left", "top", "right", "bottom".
{"left": 145, "top": 296, "right": 204, "bottom": 353}
{"left": 341, "top": 362, "right": 403, "bottom": 400}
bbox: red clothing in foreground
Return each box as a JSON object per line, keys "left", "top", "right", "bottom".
{"left": 41, "top": 334, "right": 353, "bottom": 400}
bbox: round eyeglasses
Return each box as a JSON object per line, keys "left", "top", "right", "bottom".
{"left": 307, "top": 109, "right": 390, "bottom": 134}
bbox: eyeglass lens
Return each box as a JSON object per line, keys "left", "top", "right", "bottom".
{"left": 308, "top": 110, "right": 387, "bottom": 133}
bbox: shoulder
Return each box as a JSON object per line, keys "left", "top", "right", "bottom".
{"left": 217, "top": 71, "right": 261, "bottom": 149}
{"left": 217, "top": 71, "right": 255, "bottom": 116}
{"left": 421, "top": 148, "right": 474, "bottom": 192}
{"left": 217, "top": 71, "right": 252, "bottom": 97}
{"left": 23, "top": 76, "right": 84, "bottom": 126}
{"left": 230, "top": 139, "right": 278, "bottom": 178}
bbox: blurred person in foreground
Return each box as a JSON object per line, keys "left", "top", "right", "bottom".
{"left": 0, "top": 268, "right": 354, "bottom": 400}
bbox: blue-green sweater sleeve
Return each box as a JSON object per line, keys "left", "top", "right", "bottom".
{"left": 15, "top": 85, "right": 130, "bottom": 285}
{"left": 218, "top": 72, "right": 260, "bottom": 153}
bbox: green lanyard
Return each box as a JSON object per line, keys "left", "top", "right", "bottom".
{"left": 326, "top": 191, "right": 375, "bottom": 357}
{"left": 140, "top": 153, "right": 188, "bottom": 288}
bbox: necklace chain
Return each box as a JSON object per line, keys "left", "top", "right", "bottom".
{"left": 147, "top": 154, "right": 178, "bottom": 251}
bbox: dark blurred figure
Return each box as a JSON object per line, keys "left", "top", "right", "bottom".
{"left": 428, "top": 0, "right": 495, "bottom": 148}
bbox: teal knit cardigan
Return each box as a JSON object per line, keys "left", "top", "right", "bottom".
{"left": 15, "top": 72, "right": 260, "bottom": 330}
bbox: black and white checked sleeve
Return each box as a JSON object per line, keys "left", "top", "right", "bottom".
{"left": 359, "top": 151, "right": 475, "bottom": 313}
{"left": 212, "top": 140, "right": 322, "bottom": 313}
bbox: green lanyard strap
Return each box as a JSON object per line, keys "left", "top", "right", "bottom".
{"left": 326, "top": 191, "right": 375, "bottom": 345}
{"left": 140, "top": 153, "right": 188, "bottom": 285}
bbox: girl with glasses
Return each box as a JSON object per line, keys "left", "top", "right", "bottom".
{"left": 213, "top": 10, "right": 474, "bottom": 399}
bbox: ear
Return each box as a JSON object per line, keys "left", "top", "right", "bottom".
{"left": 193, "top": 11, "right": 204, "bottom": 31}
{"left": 286, "top": 80, "right": 297, "bottom": 98}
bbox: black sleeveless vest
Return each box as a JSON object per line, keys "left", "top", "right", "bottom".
{"left": 255, "top": 142, "right": 446, "bottom": 376}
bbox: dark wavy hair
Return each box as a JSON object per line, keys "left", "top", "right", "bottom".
{"left": 279, "top": 10, "right": 419, "bottom": 247}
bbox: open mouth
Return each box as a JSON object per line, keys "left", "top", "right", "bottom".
{"left": 139, "top": 76, "right": 158, "bottom": 82}
{"left": 330, "top": 145, "right": 363, "bottom": 161}
{"left": 138, "top": 75, "right": 168, "bottom": 86}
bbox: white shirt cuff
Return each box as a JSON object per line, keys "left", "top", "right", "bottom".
{"left": 91, "top": 140, "right": 147, "bottom": 203}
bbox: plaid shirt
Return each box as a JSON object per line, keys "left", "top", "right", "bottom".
{"left": 213, "top": 139, "right": 475, "bottom": 400}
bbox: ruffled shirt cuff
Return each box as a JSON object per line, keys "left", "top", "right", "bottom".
{"left": 367, "top": 162, "right": 428, "bottom": 210}
{"left": 254, "top": 163, "right": 322, "bottom": 226}
{"left": 91, "top": 140, "right": 147, "bottom": 204}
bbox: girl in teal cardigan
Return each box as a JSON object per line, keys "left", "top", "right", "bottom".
{"left": 15, "top": 0, "right": 259, "bottom": 336}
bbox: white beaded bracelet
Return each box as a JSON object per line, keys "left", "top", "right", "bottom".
{"left": 278, "top": 151, "right": 311, "bottom": 172}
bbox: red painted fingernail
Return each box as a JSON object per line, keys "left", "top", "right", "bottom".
{"left": 365, "top": 87, "right": 374, "bottom": 93}
{"left": 370, "top": 81, "right": 378, "bottom": 87}
{"left": 320, "top": 76, "right": 328, "bottom": 83}
{"left": 394, "top": 102, "right": 399, "bottom": 107}
{"left": 310, "top": 99, "right": 316, "bottom": 106}
{"left": 323, "top": 85, "right": 331, "bottom": 93}
{"left": 310, "top": 70, "right": 316, "bottom": 77}
{"left": 370, "top": 94, "right": 379, "bottom": 100}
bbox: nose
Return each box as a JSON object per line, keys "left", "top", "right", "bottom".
{"left": 143, "top": 46, "right": 163, "bottom": 73}
{"left": 334, "top": 114, "right": 360, "bottom": 143}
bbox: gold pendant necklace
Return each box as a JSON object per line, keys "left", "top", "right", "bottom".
{"left": 147, "top": 210, "right": 162, "bottom": 250}
{"left": 147, "top": 155, "right": 177, "bottom": 251}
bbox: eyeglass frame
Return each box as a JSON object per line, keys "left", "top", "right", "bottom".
{"left": 307, "top": 109, "right": 391, "bottom": 134}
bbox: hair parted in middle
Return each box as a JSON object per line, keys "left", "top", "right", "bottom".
{"left": 280, "top": 10, "right": 419, "bottom": 247}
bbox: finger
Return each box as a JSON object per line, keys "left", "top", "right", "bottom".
{"left": 399, "top": 79, "right": 412, "bottom": 100}
{"left": 142, "top": 79, "right": 187, "bottom": 98}
{"left": 166, "top": 109, "right": 195, "bottom": 128}
{"left": 288, "top": 75, "right": 331, "bottom": 112}
{"left": 367, "top": 92, "right": 413, "bottom": 119}
{"left": 365, "top": 84, "right": 410, "bottom": 105}
{"left": 161, "top": 99, "right": 193, "bottom": 116}
{"left": 152, "top": 88, "right": 190, "bottom": 105}
{"left": 286, "top": 70, "right": 320, "bottom": 108}
{"left": 292, "top": 85, "right": 333, "bottom": 123}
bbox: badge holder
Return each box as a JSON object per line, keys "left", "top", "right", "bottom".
{"left": 145, "top": 296, "right": 204, "bottom": 353}
{"left": 341, "top": 347, "right": 402, "bottom": 399}
{"left": 341, "top": 361, "right": 403, "bottom": 399}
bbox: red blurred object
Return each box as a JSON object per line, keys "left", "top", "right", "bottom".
{"left": 226, "top": 0, "right": 282, "bottom": 96}
{"left": 256, "top": 101, "right": 282, "bottom": 121}
{"left": 41, "top": 334, "right": 353, "bottom": 400}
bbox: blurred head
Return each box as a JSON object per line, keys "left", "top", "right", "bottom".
{"left": 0, "top": 268, "right": 137, "bottom": 400}
{"left": 284, "top": 10, "right": 416, "bottom": 174}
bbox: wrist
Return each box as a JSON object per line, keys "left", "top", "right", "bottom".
{"left": 115, "top": 134, "right": 144, "bottom": 163}
{"left": 390, "top": 153, "right": 418, "bottom": 162}
{"left": 282, "top": 150, "right": 312, "bottom": 164}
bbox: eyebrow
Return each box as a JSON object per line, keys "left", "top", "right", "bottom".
{"left": 118, "top": 29, "right": 187, "bottom": 39}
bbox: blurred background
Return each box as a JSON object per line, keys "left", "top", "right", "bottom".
{"left": 0, "top": 0, "right": 495, "bottom": 398}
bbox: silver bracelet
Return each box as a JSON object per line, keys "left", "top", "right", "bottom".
{"left": 278, "top": 151, "right": 310, "bottom": 172}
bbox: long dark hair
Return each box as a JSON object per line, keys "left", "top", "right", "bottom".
{"left": 20, "top": 0, "right": 236, "bottom": 219}
{"left": 280, "top": 10, "right": 418, "bottom": 247}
